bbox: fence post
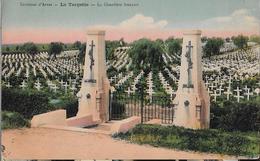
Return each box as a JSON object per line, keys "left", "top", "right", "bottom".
{"left": 141, "top": 89, "right": 144, "bottom": 124}
{"left": 109, "top": 90, "right": 113, "bottom": 121}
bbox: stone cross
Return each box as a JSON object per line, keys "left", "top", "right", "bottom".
{"left": 88, "top": 40, "right": 95, "bottom": 79}
{"left": 184, "top": 41, "right": 193, "bottom": 88}
{"left": 51, "top": 84, "right": 59, "bottom": 93}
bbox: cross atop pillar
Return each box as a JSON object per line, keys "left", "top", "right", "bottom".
{"left": 173, "top": 30, "right": 210, "bottom": 129}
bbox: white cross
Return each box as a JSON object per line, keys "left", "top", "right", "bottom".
{"left": 51, "top": 84, "right": 59, "bottom": 93}
{"left": 125, "top": 87, "right": 134, "bottom": 96}
{"left": 59, "top": 79, "right": 64, "bottom": 87}
{"left": 211, "top": 90, "right": 219, "bottom": 102}
{"left": 68, "top": 77, "right": 72, "bottom": 85}
{"left": 70, "top": 84, "right": 77, "bottom": 95}
{"left": 207, "top": 87, "right": 212, "bottom": 94}
{"left": 19, "top": 80, "right": 27, "bottom": 90}
{"left": 244, "top": 88, "right": 253, "bottom": 101}
{"left": 147, "top": 88, "right": 155, "bottom": 96}
{"left": 205, "top": 80, "right": 210, "bottom": 87}
{"left": 167, "top": 88, "right": 176, "bottom": 99}
{"left": 234, "top": 87, "right": 244, "bottom": 103}
{"left": 109, "top": 77, "right": 114, "bottom": 83}
{"left": 63, "top": 82, "right": 69, "bottom": 94}
{"left": 35, "top": 83, "right": 42, "bottom": 91}
{"left": 5, "top": 81, "right": 12, "bottom": 88}
{"left": 209, "top": 83, "right": 216, "bottom": 90}
{"left": 113, "top": 75, "right": 117, "bottom": 82}
{"left": 224, "top": 86, "right": 232, "bottom": 100}
{"left": 217, "top": 85, "right": 224, "bottom": 95}
{"left": 208, "top": 77, "right": 214, "bottom": 82}
{"left": 205, "top": 75, "right": 209, "bottom": 80}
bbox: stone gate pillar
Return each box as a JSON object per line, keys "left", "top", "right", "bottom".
{"left": 173, "top": 30, "right": 210, "bottom": 129}
{"left": 76, "top": 30, "right": 110, "bottom": 123}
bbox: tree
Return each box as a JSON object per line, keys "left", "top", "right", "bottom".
{"left": 232, "top": 35, "right": 249, "bottom": 50}
{"left": 155, "top": 39, "right": 164, "bottom": 45}
{"left": 203, "top": 37, "right": 224, "bottom": 57}
{"left": 6, "top": 46, "right": 10, "bottom": 52}
{"left": 78, "top": 43, "right": 86, "bottom": 64}
{"left": 48, "top": 42, "right": 63, "bottom": 59}
{"left": 15, "top": 45, "right": 20, "bottom": 51}
{"left": 119, "top": 38, "right": 126, "bottom": 46}
{"left": 106, "top": 40, "right": 121, "bottom": 61}
{"left": 22, "top": 42, "right": 39, "bottom": 59}
{"left": 73, "top": 41, "right": 82, "bottom": 49}
{"left": 201, "top": 36, "right": 208, "bottom": 43}
{"left": 225, "top": 37, "right": 231, "bottom": 43}
{"left": 165, "top": 36, "right": 175, "bottom": 44}
{"left": 167, "top": 39, "right": 182, "bottom": 56}
{"left": 249, "top": 35, "right": 260, "bottom": 44}
{"left": 128, "top": 38, "right": 164, "bottom": 70}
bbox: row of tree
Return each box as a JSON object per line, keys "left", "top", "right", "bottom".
{"left": 2, "top": 41, "right": 85, "bottom": 59}
{"left": 3, "top": 34, "right": 257, "bottom": 61}
{"left": 203, "top": 35, "right": 253, "bottom": 57}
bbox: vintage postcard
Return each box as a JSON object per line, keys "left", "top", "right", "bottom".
{"left": 1, "top": 0, "right": 260, "bottom": 161}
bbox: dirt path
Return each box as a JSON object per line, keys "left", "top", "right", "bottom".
{"left": 2, "top": 127, "right": 237, "bottom": 160}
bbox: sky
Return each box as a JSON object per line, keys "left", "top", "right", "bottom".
{"left": 2, "top": 0, "right": 260, "bottom": 44}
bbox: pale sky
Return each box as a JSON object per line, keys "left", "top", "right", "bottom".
{"left": 2, "top": 0, "right": 260, "bottom": 44}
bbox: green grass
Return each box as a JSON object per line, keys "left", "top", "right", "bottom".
{"left": 114, "top": 124, "right": 260, "bottom": 157}
{"left": 1, "top": 111, "right": 30, "bottom": 129}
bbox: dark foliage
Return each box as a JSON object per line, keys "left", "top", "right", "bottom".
{"left": 2, "top": 87, "right": 54, "bottom": 119}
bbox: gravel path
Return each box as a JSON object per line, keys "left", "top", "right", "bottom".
{"left": 2, "top": 127, "right": 237, "bottom": 160}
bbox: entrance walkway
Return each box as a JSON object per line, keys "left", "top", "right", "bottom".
{"left": 2, "top": 127, "right": 238, "bottom": 160}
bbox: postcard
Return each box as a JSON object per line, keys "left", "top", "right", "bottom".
{"left": 1, "top": 0, "right": 260, "bottom": 160}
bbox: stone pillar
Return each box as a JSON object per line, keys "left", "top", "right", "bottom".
{"left": 76, "top": 30, "right": 110, "bottom": 122}
{"left": 173, "top": 30, "right": 210, "bottom": 129}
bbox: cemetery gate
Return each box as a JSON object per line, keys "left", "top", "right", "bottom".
{"left": 109, "top": 91, "right": 175, "bottom": 124}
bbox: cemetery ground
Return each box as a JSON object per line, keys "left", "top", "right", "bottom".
{"left": 2, "top": 36, "right": 260, "bottom": 159}
{"left": 2, "top": 127, "right": 236, "bottom": 159}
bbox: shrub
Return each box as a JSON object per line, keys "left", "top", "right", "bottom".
{"left": 114, "top": 124, "right": 259, "bottom": 156}
{"left": 50, "top": 95, "right": 78, "bottom": 118}
{"left": 210, "top": 100, "right": 260, "bottom": 131}
{"left": 1, "top": 111, "right": 30, "bottom": 129}
{"left": 2, "top": 87, "right": 54, "bottom": 119}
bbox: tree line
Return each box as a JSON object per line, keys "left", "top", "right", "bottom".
{"left": 3, "top": 34, "right": 259, "bottom": 61}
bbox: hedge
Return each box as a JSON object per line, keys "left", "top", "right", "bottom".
{"left": 1, "top": 111, "right": 30, "bottom": 129}
{"left": 115, "top": 124, "right": 259, "bottom": 156}
{"left": 50, "top": 96, "right": 78, "bottom": 118}
{"left": 2, "top": 87, "right": 54, "bottom": 119}
{"left": 210, "top": 100, "right": 260, "bottom": 131}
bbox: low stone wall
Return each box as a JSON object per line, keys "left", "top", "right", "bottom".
{"left": 110, "top": 116, "right": 141, "bottom": 134}
{"left": 31, "top": 110, "right": 66, "bottom": 127}
{"left": 66, "top": 115, "right": 99, "bottom": 127}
